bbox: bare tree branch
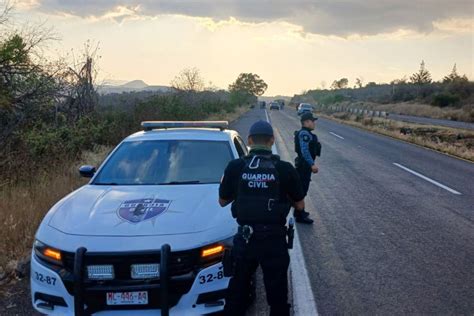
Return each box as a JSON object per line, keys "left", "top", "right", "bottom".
{"left": 171, "top": 67, "right": 205, "bottom": 92}
{"left": 0, "top": 0, "right": 12, "bottom": 26}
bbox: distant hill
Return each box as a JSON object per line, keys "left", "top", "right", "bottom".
{"left": 121, "top": 80, "right": 148, "bottom": 89}
{"left": 97, "top": 80, "right": 173, "bottom": 94}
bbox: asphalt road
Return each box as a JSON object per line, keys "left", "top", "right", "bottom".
{"left": 388, "top": 113, "right": 474, "bottom": 130}
{"left": 268, "top": 107, "right": 474, "bottom": 315}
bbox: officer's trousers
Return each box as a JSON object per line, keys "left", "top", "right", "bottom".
{"left": 296, "top": 165, "right": 312, "bottom": 196}
{"left": 224, "top": 233, "right": 290, "bottom": 316}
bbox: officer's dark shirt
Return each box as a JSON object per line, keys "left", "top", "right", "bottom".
{"left": 219, "top": 149, "right": 305, "bottom": 225}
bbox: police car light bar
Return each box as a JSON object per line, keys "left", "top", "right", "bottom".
{"left": 141, "top": 121, "right": 229, "bottom": 131}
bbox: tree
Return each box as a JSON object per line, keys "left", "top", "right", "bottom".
{"left": 331, "top": 78, "right": 348, "bottom": 89}
{"left": 355, "top": 77, "right": 364, "bottom": 88}
{"left": 410, "top": 60, "right": 432, "bottom": 84}
{"left": 170, "top": 67, "right": 205, "bottom": 92}
{"left": 443, "top": 64, "right": 468, "bottom": 83}
{"left": 229, "top": 73, "right": 268, "bottom": 96}
{"left": 60, "top": 41, "right": 100, "bottom": 121}
{"left": 0, "top": 32, "right": 59, "bottom": 145}
{"left": 390, "top": 76, "right": 408, "bottom": 85}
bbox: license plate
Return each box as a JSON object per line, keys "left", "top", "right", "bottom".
{"left": 106, "top": 291, "right": 148, "bottom": 305}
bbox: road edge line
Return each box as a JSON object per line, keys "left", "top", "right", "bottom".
{"left": 393, "top": 162, "right": 462, "bottom": 195}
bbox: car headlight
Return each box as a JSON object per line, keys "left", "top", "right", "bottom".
{"left": 34, "top": 240, "right": 63, "bottom": 267}
{"left": 199, "top": 236, "right": 233, "bottom": 267}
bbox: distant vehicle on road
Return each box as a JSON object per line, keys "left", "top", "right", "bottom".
{"left": 297, "top": 103, "right": 314, "bottom": 115}
{"left": 259, "top": 101, "right": 266, "bottom": 109}
{"left": 269, "top": 101, "right": 280, "bottom": 110}
{"left": 31, "top": 121, "right": 252, "bottom": 316}
{"left": 275, "top": 99, "right": 285, "bottom": 110}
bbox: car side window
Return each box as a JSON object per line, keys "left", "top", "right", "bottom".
{"left": 233, "top": 137, "right": 247, "bottom": 157}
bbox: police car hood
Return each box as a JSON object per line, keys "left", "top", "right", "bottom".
{"left": 48, "top": 184, "right": 233, "bottom": 236}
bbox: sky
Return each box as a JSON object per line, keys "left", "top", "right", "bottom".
{"left": 12, "top": 0, "right": 474, "bottom": 96}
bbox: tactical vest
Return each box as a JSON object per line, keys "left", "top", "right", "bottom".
{"left": 294, "top": 129, "right": 321, "bottom": 164}
{"left": 234, "top": 155, "right": 289, "bottom": 224}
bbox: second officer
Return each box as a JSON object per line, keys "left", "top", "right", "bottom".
{"left": 294, "top": 112, "right": 322, "bottom": 224}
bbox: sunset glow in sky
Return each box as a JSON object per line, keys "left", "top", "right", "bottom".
{"left": 15, "top": 0, "right": 474, "bottom": 95}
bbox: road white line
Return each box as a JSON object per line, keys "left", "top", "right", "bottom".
{"left": 393, "top": 163, "right": 462, "bottom": 195}
{"left": 329, "top": 132, "right": 344, "bottom": 139}
{"left": 265, "top": 108, "right": 271, "bottom": 124}
{"left": 265, "top": 109, "right": 318, "bottom": 316}
{"left": 265, "top": 109, "right": 277, "bottom": 153}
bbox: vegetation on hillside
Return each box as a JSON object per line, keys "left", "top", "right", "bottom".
{"left": 292, "top": 61, "right": 473, "bottom": 122}
{"left": 0, "top": 3, "right": 265, "bottom": 185}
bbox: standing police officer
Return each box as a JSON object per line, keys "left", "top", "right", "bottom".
{"left": 219, "top": 120, "right": 305, "bottom": 316}
{"left": 294, "top": 112, "right": 322, "bottom": 224}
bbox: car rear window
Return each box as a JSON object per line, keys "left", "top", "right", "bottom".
{"left": 93, "top": 140, "right": 233, "bottom": 185}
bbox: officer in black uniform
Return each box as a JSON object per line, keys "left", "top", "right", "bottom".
{"left": 294, "top": 112, "right": 322, "bottom": 224}
{"left": 219, "top": 120, "right": 305, "bottom": 316}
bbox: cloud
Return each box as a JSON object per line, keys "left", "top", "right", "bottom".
{"left": 26, "top": 0, "right": 473, "bottom": 36}
{"left": 15, "top": 0, "right": 41, "bottom": 10}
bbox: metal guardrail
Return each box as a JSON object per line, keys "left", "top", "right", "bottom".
{"left": 322, "top": 105, "right": 389, "bottom": 118}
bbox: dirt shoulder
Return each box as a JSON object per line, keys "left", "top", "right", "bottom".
{"left": 330, "top": 101, "right": 474, "bottom": 123}
{"left": 0, "top": 275, "right": 40, "bottom": 316}
{"left": 321, "top": 112, "right": 474, "bottom": 162}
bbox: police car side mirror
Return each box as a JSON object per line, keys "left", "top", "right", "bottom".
{"left": 79, "top": 165, "right": 96, "bottom": 178}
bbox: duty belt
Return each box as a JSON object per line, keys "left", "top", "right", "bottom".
{"left": 238, "top": 224, "right": 287, "bottom": 242}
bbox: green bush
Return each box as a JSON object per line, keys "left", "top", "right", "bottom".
{"left": 320, "top": 94, "right": 345, "bottom": 105}
{"left": 4, "top": 91, "right": 240, "bottom": 183}
{"left": 431, "top": 93, "right": 460, "bottom": 108}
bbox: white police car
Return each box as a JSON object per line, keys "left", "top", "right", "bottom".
{"left": 31, "top": 121, "right": 250, "bottom": 315}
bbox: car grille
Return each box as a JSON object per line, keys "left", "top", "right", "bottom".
{"left": 62, "top": 249, "right": 200, "bottom": 278}
{"left": 59, "top": 248, "right": 201, "bottom": 308}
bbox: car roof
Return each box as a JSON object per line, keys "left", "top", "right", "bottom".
{"left": 124, "top": 128, "right": 237, "bottom": 142}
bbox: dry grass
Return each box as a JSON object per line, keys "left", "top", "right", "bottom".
{"left": 335, "top": 101, "right": 474, "bottom": 122}
{"left": 325, "top": 112, "right": 474, "bottom": 162}
{"left": 0, "top": 106, "right": 251, "bottom": 273}
{"left": 0, "top": 145, "right": 111, "bottom": 271}
{"left": 207, "top": 105, "right": 250, "bottom": 122}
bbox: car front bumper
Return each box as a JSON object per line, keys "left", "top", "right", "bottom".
{"left": 31, "top": 249, "right": 229, "bottom": 315}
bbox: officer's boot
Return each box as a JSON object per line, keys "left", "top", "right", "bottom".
{"left": 294, "top": 209, "right": 314, "bottom": 224}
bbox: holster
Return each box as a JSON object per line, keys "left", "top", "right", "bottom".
{"left": 295, "top": 157, "right": 311, "bottom": 171}
{"left": 315, "top": 141, "right": 322, "bottom": 157}
{"left": 287, "top": 224, "right": 294, "bottom": 249}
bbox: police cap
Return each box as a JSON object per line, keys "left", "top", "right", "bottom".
{"left": 248, "top": 120, "right": 274, "bottom": 137}
{"left": 300, "top": 112, "right": 318, "bottom": 122}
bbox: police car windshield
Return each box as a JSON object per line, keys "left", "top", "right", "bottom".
{"left": 93, "top": 140, "right": 233, "bottom": 185}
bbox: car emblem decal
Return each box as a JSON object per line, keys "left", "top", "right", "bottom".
{"left": 117, "top": 198, "right": 171, "bottom": 223}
